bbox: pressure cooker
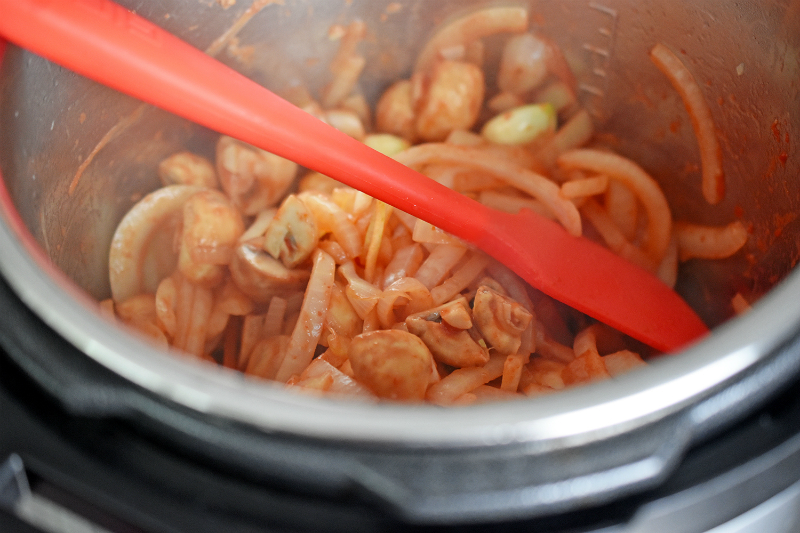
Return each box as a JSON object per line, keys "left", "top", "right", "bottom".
{"left": 1, "top": 1, "right": 800, "bottom": 531}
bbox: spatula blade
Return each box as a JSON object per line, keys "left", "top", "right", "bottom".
{"left": 477, "top": 209, "right": 709, "bottom": 353}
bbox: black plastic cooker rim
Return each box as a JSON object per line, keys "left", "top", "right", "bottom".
{"left": 1, "top": 268, "right": 800, "bottom": 526}
{"left": 2, "top": 286, "right": 800, "bottom": 532}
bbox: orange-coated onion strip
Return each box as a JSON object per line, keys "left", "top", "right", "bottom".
{"left": 415, "top": 7, "right": 528, "bottom": 73}
{"left": 650, "top": 43, "right": 724, "bottom": 204}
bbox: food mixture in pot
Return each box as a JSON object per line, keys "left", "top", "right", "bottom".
{"left": 102, "top": 7, "right": 748, "bottom": 404}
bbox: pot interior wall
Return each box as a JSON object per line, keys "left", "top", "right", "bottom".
{"left": 1, "top": 0, "right": 799, "bottom": 327}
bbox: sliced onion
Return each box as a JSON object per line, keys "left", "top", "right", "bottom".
{"left": 535, "top": 81, "right": 578, "bottom": 115}
{"left": 602, "top": 350, "right": 646, "bottom": 378}
{"left": 580, "top": 199, "right": 656, "bottom": 273}
{"left": 650, "top": 43, "right": 724, "bottom": 204}
{"left": 329, "top": 20, "right": 367, "bottom": 68}
{"left": 213, "top": 278, "right": 255, "bottom": 317}
{"left": 183, "top": 284, "right": 213, "bottom": 357}
{"left": 414, "top": 243, "right": 468, "bottom": 289}
{"left": 573, "top": 324, "right": 601, "bottom": 359}
{"left": 297, "top": 359, "right": 374, "bottom": 399}
{"left": 395, "top": 143, "right": 581, "bottom": 235}
{"left": 445, "top": 129, "right": 485, "bottom": 146}
{"left": 382, "top": 243, "right": 425, "bottom": 289}
{"left": 415, "top": 7, "right": 529, "bottom": 73}
{"left": 376, "top": 277, "right": 434, "bottom": 328}
{"left": 363, "top": 201, "right": 392, "bottom": 283}
{"left": 426, "top": 353, "right": 507, "bottom": 405}
{"left": 238, "top": 314, "right": 265, "bottom": 370}
{"left": 275, "top": 249, "right": 336, "bottom": 382}
{"left": 173, "top": 274, "right": 196, "bottom": 352}
{"left": 109, "top": 185, "right": 202, "bottom": 302}
{"left": 487, "top": 91, "right": 525, "bottom": 113}
{"left": 478, "top": 190, "right": 554, "bottom": 220}
{"left": 299, "top": 192, "right": 362, "bottom": 258}
{"left": 674, "top": 220, "right": 748, "bottom": 261}
{"left": 317, "top": 239, "right": 349, "bottom": 264}
{"left": 338, "top": 261, "right": 382, "bottom": 319}
{"left": 262, "top": 296, "right": 288, "bottom": 337}
{"left": 471, "top": 384, "right": 522, "bottom": 402}
{"left": 430, "top": 252, "right": 491, "bottom": 306}
{"left": 412, "top": 219, "right": 466, "bottom": 246}
{"left": 535, "top": 108, "right": 594, "bottom": 168}
{"left": 656, "top": 237, "right": 679, "bottom": 289}
{"left": 526, "top": 358, "right": 566, "bottom": 390}
{"left": 239, "top": 208, "right": 277, "bottom": 243}
{"left": 604, "top": 180, "right": 638, "bottom": 241}
{"left": 534, "top": 324, "right": 576, "bottom": 364}
{"left": 205, "top": 278, "right": 253, "bottom": 350}
{"left": 557, "top": 148, "right": 672, "bottom": 264}
{"left": 247, "top": 335, "right": 290, "bottom": 380}
{"left": 322, "top": 55, "right": 366, "bottom": 109}
{"left": 155, "top": 275, "right": 178, "bottom": 339}
{"left": 560, "top": 175, "right": 608, "bottom": 199}
{"left": 500, "top": 353, "right": 526, "bottom": 392}
{"left": 376, "top": 289, "right": 411, "bottom": 329}
{"left": 731, "top": 293, "right": 751, "bottom": 315}
{"left": 422, "top": 164, "right": 466, "bottom": 189}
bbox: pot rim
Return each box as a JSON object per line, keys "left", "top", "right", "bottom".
{"left": 0, "top": 171, "right": 796, "bottom": 448}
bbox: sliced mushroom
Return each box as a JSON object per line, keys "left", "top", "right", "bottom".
{"left": 179, "top": 189, "right": 245, "bottom": 288}
{"left": 229, "top": 242, "right": 310, "bottom": 303}
{"left": 216, "top": 136, "right": 297, "bottom": 215}
{"left": 439, "top": 301, "right": 473, "bottom": 330}
{"left": 348, "top": 329, "right": 433, "bottom": 401}
{"left": 375, "top": 79, "right": 417, "bottom": 142}
{"left": 158, "top": 151, "right": 218, "bottom": 189}
{"left": 413, "top": 60, "right": 485, "bottom": 142}
{"left": 405, "top": 298, "right": 489, "bottom": 368}
{"left": 263, "top": 194, "right": 319, "bottom": 268}
{"left": 472, "top": 285, "right": 533, "bottom": 355}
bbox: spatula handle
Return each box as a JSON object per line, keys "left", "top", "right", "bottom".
{"left": 0, "top": 0, "right": 710, "bottom": 352}
{"left": 0, "top": 0, "right": 489, "bottom": 240}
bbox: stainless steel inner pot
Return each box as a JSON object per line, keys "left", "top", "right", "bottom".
{"left": 1, "top": 0, "right": 800, "bottom": 524}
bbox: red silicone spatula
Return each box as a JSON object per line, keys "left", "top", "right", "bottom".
{"left": 0, "top": 0, "right": 709, "bottom": 352}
